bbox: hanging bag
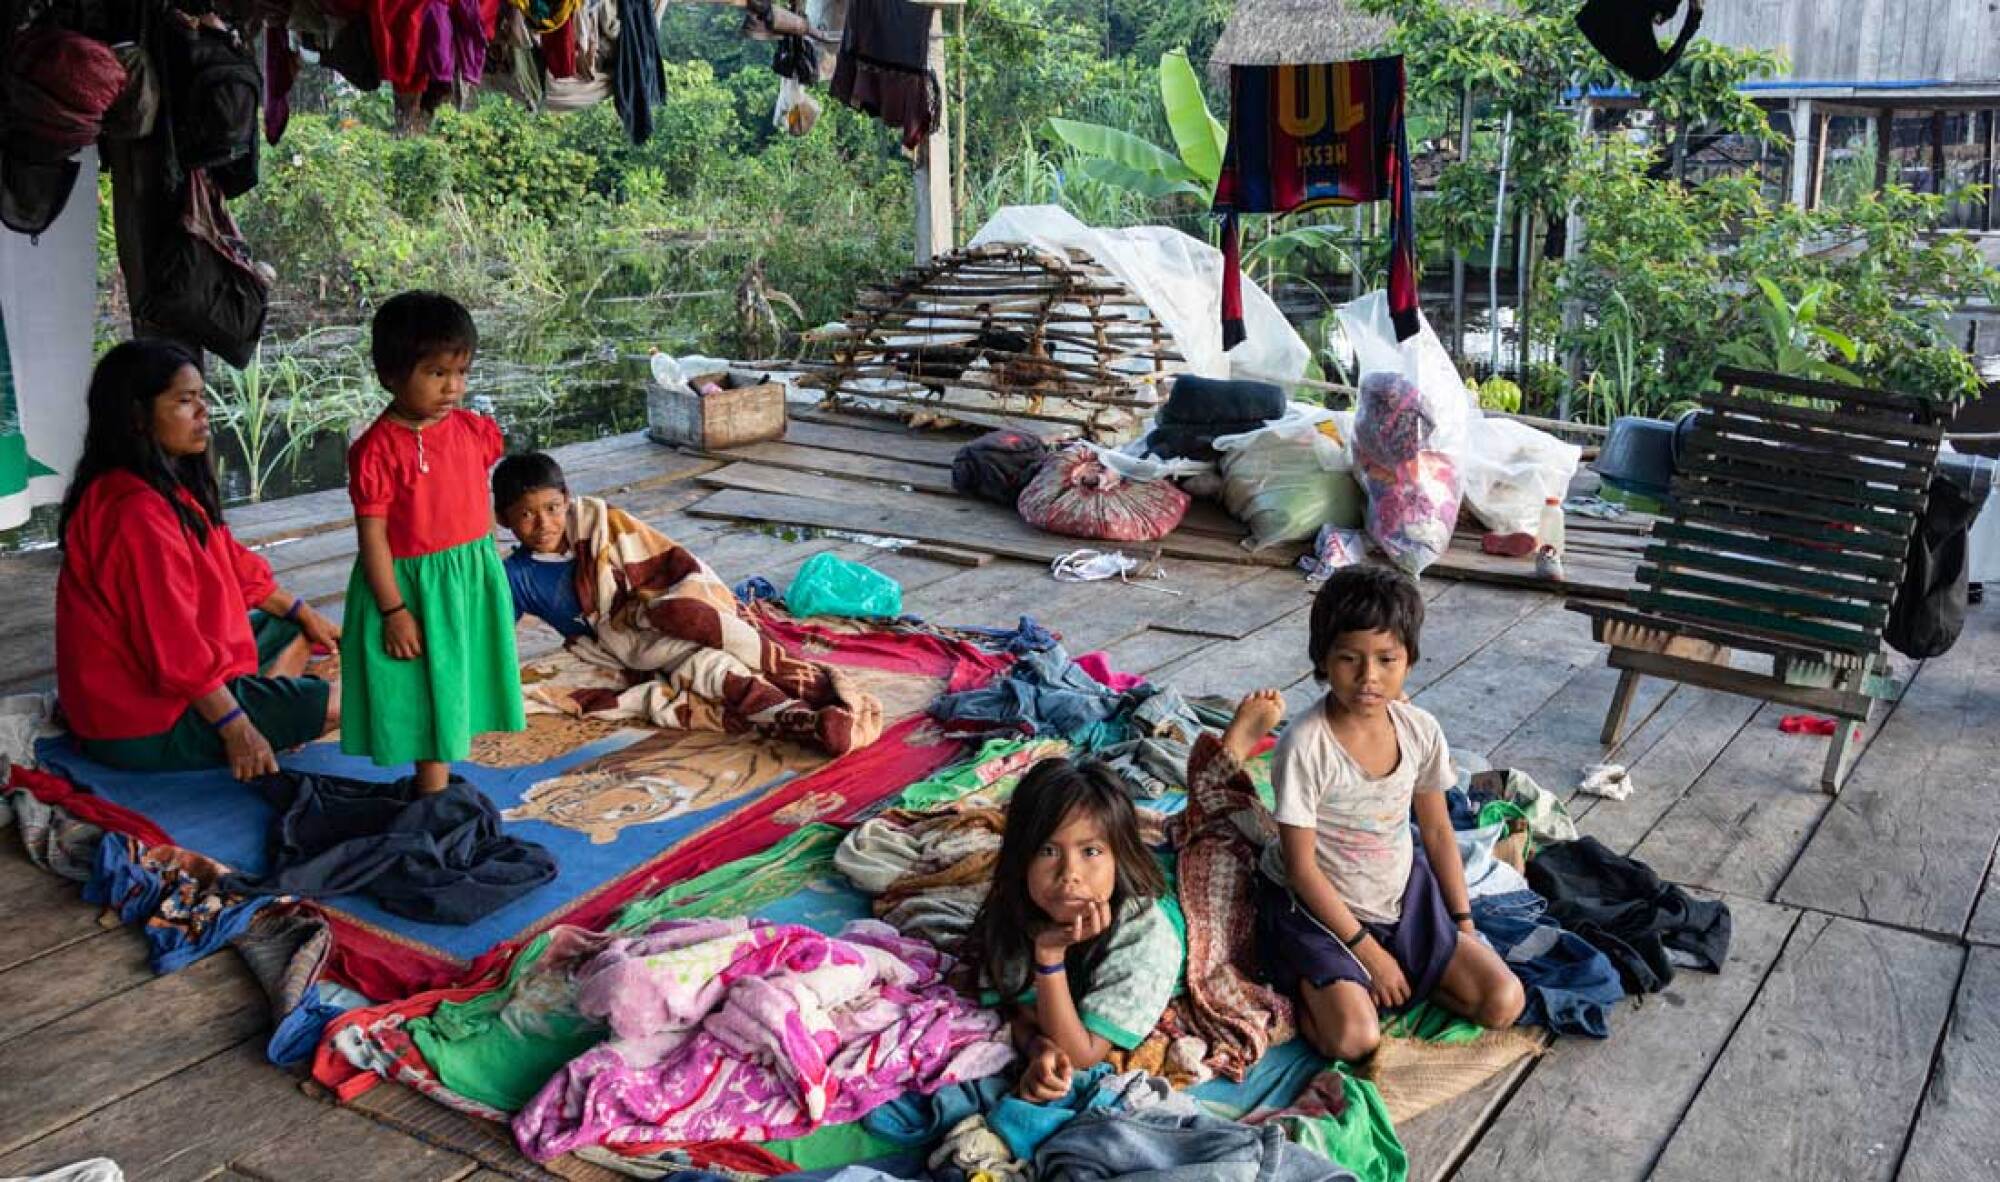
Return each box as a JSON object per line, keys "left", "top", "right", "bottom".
{"left": 134, "top": 170, "right": 270, "bottom": 368}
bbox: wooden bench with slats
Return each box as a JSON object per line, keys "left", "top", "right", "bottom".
{"left": 1568, "top": 366, "right": 1951, "bottom": 793}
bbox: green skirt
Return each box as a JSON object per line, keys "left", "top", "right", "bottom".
{"left": 340, "top": 537, "right": 524, "bottom": 766}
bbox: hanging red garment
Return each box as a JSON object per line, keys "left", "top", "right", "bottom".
{"left": 540, "top": 14, "right": 578, "bottom": 78}
{"left": 370, "top": 0, "right": 497, "bottom": 94}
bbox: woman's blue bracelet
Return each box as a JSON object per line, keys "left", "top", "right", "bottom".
{"left": 209, "top": 706, "right": 245, "bottom": 732}
{"left": 1034, "top": 960, "right": 1067, "bottom": 976}
{"left": 284, "top": 598, "right": 304, "bottom": 622}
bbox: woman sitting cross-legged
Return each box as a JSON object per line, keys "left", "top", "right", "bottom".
{"left": 55, "top": 340, "right": 342, "bottom": 780}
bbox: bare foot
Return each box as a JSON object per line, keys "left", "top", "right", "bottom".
{"left": 1222, "top": 689, "right": 1285, "bottom": 762}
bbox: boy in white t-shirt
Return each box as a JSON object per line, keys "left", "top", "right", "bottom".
{"left": 1241, "top": 566, "right": 1524, "bottom": 1061}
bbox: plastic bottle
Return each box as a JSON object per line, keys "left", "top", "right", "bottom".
{"left": 1538, "top": 496, "right": 1566, "bottom": 556}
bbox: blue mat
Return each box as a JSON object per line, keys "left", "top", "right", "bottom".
{"left": 36, "top": 728, "right": 820, "bottom": 970}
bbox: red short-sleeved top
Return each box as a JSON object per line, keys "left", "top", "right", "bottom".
{"left": 56, "top": 471, "right": 279, "bottom": 739}
{"left": 347, "top": 408, "right": 504, "bottom": 559}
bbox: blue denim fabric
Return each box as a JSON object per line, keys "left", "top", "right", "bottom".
{"left": 951, "top": 614, "right": 1059, "bottom": 656}
{"left": 1035, "top": 1109, "right": 1358, "bottom": 1182}
{"left": 929, "top": 642, "right": 1134, "bottom": 745}
{"left": 863, "top": 1074, "right": 1011, "bottom": 1146}
{"left": 1472, "top": 890, "right": 1625, "bottom": 1038}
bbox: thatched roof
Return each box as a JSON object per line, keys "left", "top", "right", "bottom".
{"left": 1208, "top": 0, "right": 1394, "bottom": 69}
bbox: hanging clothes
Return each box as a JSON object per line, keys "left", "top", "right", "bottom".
{"left": 539, "top": 14, "right": 578, "bottom": 78}
{"left": 611, "top": 0, "right": 664, "bottom": 142}
{"left": 0, "top": 146, "right": 94, "bottom": 529}
{"left": 830, "top": 0, "right": 939, "bottom": 150}
{"left": 1212, "top": 57, "right": 1418, "bottom": 349}
{"left": 371, "top": 0, "right": 497, "bottom": 96}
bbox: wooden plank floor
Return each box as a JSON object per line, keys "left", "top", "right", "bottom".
{"left": 2, "top": 412, "right": 1994, "bottom": 1180}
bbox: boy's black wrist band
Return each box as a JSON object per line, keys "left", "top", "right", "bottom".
{"left": 1450, "top": 910, "right": 1473, "bottom": 924}
{"left": 1341, "top": 927, "right": 1368, "bottom": 949}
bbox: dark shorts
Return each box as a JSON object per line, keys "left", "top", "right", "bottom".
{"left": 76, "top": 613, "right": 331, "bottom": 772}
{"left": 1255, "top": 841, "right": 1460, "bottom": 1008}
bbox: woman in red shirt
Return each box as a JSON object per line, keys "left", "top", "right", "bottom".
{"left": 55, "top": 340, "right": 342, "bottom": 779}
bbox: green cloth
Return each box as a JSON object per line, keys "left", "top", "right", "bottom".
{"left": 78, "top": 672, "right": 331, "bottom": 772}
{"left": 1475, "top": 769, "right": 1577, "bottom": 848}
{"left": 763, "top": 1120, "right": 907, "bottom": 1169}
{"left": 615, "top": 823, "right": 847, "bottom": 932}
{"left": 1274, "top": 1067, "right": 1407, "bottom": 1182}
{"left": 1380, "top": 1003, "right": 1483, "bottom": 1045}
{"left": 339, "top": 537, "right": 524, "bottom": 765}
{"left": 892, "top": 735, "right": 1071, "bottom": 810}
{"left": 410, "top": 822, "right": 849, "bottom": 1113}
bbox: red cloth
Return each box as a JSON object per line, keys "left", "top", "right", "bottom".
{"left": 540, "top": 16, "right": 578, "bottom": 78}
{"left": 347, "top": 409, "right": 504, "bottom": 558}
{"left": 56, "top": 471, "right": 278, "bottom": 740}
{"left": 7, "top": 764, "right": 174, "bottom": 848}
{"left": 1779, "top": 714, "right": 1840, "bottom": 736}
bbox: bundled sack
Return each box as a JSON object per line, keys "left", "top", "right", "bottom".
{"left": 1019, "top": 443, "right": 1190, "bottom": 543}
{"left": 1339, "top": 291, "right": 1474, "bottom": 576}
{"left": 1212, "top": 404, "right": 1363, "bottom": 551}
{"left": 1460, "top": 416, "right": 1581, "bottom": 536}
{"left": 952, "top": 428, "right": 1053, "bottom": 506}
{"left": 1146, "top": 375, "right": 1288, "bottom": 462}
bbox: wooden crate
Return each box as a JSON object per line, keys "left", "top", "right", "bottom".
{"left": 646, "top": 371, "right": 787, "bottom": 449}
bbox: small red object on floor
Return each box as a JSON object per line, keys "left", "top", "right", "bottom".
{"left": 1481, "top": 531, "right": 1538, "bottom": 557}
{"left": 1778, "top": 714, "right": 1840, "bottom": 736}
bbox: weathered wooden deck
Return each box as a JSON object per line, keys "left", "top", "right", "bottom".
{"left": 1, "top": 412, "right": 1995, "bottom": 1181}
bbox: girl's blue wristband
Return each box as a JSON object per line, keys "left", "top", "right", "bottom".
{"left": 1034, "top": 960, "right": 1067, "bottom": 976}
{"left": 209, "top": 706, "right": 245, "bottom": 733}
{"left": 284, "top": 598, "right": 304, "bottom": 622}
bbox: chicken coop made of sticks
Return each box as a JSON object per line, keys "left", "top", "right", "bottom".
{"left": 796, "top": 242, "right": 1187, "bottom": 437}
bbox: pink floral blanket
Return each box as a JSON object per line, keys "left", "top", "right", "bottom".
{"left": 512, "top": 917, "right": 1015, "bottom": 1159}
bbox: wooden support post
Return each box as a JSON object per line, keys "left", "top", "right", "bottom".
{"left": 1874, "top": 108, "right": 1894, "bottom": 192}
{"left": 1787, "top": 98, "right": 1814, "bottom": 208}
{"left": 1601, "top": 667, "right": 1642, "bottom": 746}
{"left": 1808, "top": 108, "right": 1830, "bottom": 208}
{"left": 913, "top": 4, "right": 954, "bottom": 264}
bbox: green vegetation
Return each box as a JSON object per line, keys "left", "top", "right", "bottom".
{"left": 155, "top": 0, "right": 1992, "bottom": 509}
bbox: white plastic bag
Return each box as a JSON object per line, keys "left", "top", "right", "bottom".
{"left": 1338, "top": 292, "right": 1473, "bottom": 576}
{"left": 1212, "top": 404, "right": 1364, "bottom": 551}
{"left": 1460, "top": 417, "right": 1582, "bottom": 536}
{"left": 772, "top": 77, "right": 820, "bottom": 137}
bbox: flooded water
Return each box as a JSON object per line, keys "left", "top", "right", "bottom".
{"left": 0, "top": 299, "right": 698, "bottom": 553}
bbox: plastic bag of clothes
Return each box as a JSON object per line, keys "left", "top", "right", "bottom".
{"left": 1353, "top": 371, "right": 1461, "bottom": 575}
{"left": 1339, "top": 292, "right": 1472, "bottom": 576}
{"left": 1019, "top": 443, "right": 1190, "bottom": 542}
{"left": 1212, "top": 404, "right": 1363, "bottom": 550}
{"left": 787, "top": 551, "right": 904, "bottom": 619}
{"left": 953, "top": 428, "right": 1054, "bottom": 506}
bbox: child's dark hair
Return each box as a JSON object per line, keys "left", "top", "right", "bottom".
{"left": 493, "top": 451, "right": 567, "bottom": 516}
{"left": 1307, "top": 565, "right": 1425, "bottom": 677}
{"left": 967, "top": 758, "right": 1166, "bottom": 1004}
{"left": 371, "top": 290, "right": 478, "bottom": 387}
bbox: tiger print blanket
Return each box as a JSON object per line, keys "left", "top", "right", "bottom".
{"left": 530, "top": 496, "right": 882, "bottom": 754}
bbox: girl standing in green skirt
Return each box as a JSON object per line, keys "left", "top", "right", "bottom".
{"left": 341, "top": 291, "right": 524, "bottom": 792}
